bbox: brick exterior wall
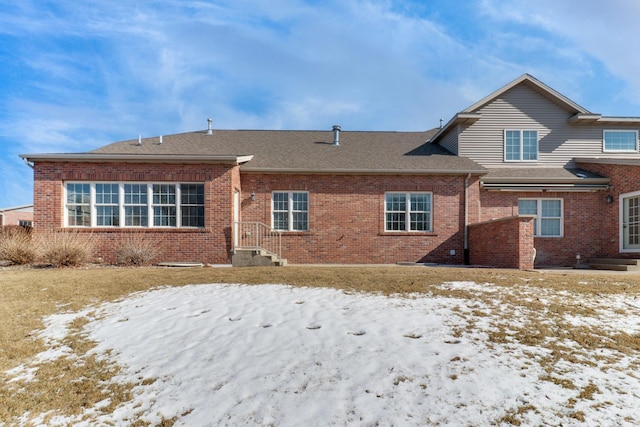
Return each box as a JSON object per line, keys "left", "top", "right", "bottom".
{"left": 468, "top": 215, "right": 535, "bottom": 270}
{"left": 476, "top": 189, "right": 606, "bottom": 266}
{"left": 32, "top": 162, "right": 473, "bottom": 265}
{"left": 33, "top": 162, "right": 238, "bottom": 264}
{"left": 0, "top": 210, "right": 33, "bottom": 226}
{"left": 577, "top": 162, "right": 640, "bottom": 258}
{"left": 240, "top": 173, "right": 468, "bottom": 264}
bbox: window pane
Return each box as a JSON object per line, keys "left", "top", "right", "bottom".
{"left": 273, "top": 192, "right": 288, "bottom": 211}
{"left": 67, "top": 183, "right": 90, "bottom": 204}
{"left": 67, "top": 206, "right": 90, "bottom": 226}
{"left": 125, "top": 184, "right": 147, "bottom": 205}
{"left": 292, "top": 192, "right": 308, "bottom": 211}
{"left": 518, "top": 200, "right": 537, "bottom": 215}
{"left": 540, "top": 218, "right": 560, "bottom": 236}
{"left": 292, "top": 212, "right": 308, "bottom": 231}
{"left": 386, "top": 193, "right": 406, "bottom": 212}
{"left": 125, "top": 206, "right": 148, "bottom": 226}
{"left": 410, "top": 212, "right": 430, "bottom": 231}
{"left": 505, "top": 131, "right": 521, "bottom": 161}
{"left": 153, "top": 184, "right": 176, "bottom": 204}
{"left": 386, "top": 212, "right": 406, "bottom": 231}
{"left": 604, "top": 131, "right": 637, "bottom": 151}
{"left": 181, "top": 184, "right": 204, "bottom": 205}
{"left": 522, "top": 131, "right": 538, "bottom": 160}
{"left": 96, "top": 184, "right": 119, "bottom": 204}
{"left": 97, "top": 206, "right": 119, "bottom": 226}
{"left": 153, "top": 206, "right": 176, "bottom": 226}
{"left": 541, "top": 200, "right": 561, "bottom": 218}
{"left": 273, "top": 212, "right": 288, "bottom": 230}
{"left": 181, "top": 206, "right": 204, "bottom": 227}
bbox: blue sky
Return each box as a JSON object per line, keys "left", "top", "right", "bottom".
{"left": 1, "top": 0, "right": 640, "bottom": 208}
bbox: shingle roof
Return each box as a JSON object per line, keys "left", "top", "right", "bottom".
{"left": 90, "top": 129, "right": 487, "bottom": 174}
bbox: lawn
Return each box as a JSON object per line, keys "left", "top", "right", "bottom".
{"left": 1, "top": 265, "right": 640, "bottom": 425}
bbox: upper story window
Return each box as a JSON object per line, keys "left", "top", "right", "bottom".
{"left": 518, "top": 198, "right": 563, "bottom": 237}
{"left": 603, "top": 130, "right": 638, "bottom": 152}
{"left": 272, "top": 191, "right": 309, "bottom": 231}
{"left": 505, "top": 130, "right": 538, "bottom": 162}
{"left": 65, "top": 182, "right": 205, "bottom": 228}
{"left": 385, "top": 192, "right": 432, "bottom": 232}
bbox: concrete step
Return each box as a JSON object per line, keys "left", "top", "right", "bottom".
{"left": 588, "top": 263, "right": 639, "bottom": 271}
{"left": 588, "top": 258, "right": 640, "bottom": 266}
{"left": 232, "top": 249, "right": 287, "bottom": 267}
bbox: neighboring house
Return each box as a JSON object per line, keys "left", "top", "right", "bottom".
{"left": 0, "top": 204, "right": 33, "bottom": 227}
{"left": 19, "top": 75, "right": 640, "bottom": 269}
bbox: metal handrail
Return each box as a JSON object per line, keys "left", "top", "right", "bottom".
{"left": 233, "top": 222, "right": 282, "bottom": 258}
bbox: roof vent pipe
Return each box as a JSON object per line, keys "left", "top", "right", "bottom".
{"left": 206, "top": 118, "right": 213, "bottom": 135}
{"left": 136, "top": 135, "right": 142, "bottom": 146}
{"left": 159, "top": 135, "right": 163, "bottom": 145}
{"left": 332, "top": 125, "right": 341, "bottom": 146}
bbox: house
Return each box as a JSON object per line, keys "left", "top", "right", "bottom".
{"left": 19, "top": 74, "right": 640, "bottom": 269}
{"left": 0, "top": 204, "right": 33, "bottom": 227}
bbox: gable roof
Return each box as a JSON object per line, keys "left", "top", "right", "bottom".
{"left": 430, "top": 74, "right": 592, "bottom": 145}
{"left": 430, "top": 74, "right": 640, "bottom": 145}
{"left": 23, "top": 129, "right": 487, "bottom": 175}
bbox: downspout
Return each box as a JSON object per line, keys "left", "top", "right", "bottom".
{"left": 464, "top": 173, "right": 471, "bottom": 265}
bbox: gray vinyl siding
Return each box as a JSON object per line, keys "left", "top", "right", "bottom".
{"left": 458, "top": 85, "right": 640, "bottom": 168}
{"left": 437, "top": 125, "right": 460, "bottom": 155}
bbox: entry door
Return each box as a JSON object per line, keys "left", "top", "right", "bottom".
{"left": 623, "top": 195, "right": 640, "bottom": 250}
{"left": 233, "top": 190, "right": 240, "bottom": 248}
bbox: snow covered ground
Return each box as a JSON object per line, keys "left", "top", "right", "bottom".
{"left": 7, "top": 282, "right": 640, "bottom": 426}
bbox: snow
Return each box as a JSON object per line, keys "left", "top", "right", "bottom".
{"left": 7, "top": 282, "right": 640, "bottom": 426}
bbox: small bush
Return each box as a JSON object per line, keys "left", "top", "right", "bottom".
{"left": 115, "top": 233, "right": 159, "bottom": 266}
{"left": 0, "top": 227, "right": 36, "bottom": 265}
{"left": 36, "top": 230, "right": 95, "bottom": 267}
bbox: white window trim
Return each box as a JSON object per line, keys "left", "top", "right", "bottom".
{"left": 64, "top": 182, "right": 205, "bottom": 228}
{"left": 384, "top": 191, "right": 433, "bottom": 232}
{"left": 519, "top": 198, "right": 564, "bottom": 238}
{"left": 504, "top": 129, "right": 539, "bottom": 162}
{"left": 271, "top": 191, "right": 309, "bottom": 232}
{"left": 603, "top": 129, "right": 638, "bottom": 153}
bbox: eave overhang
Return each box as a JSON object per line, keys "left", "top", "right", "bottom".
{"left": 575, "top": 157, "right": 640, "bottom": 166}
{"left": 19, "top": 153, "right": 254, "bottom": 165}
{"left": 241, "top": 167, "right": 488, "bottom": 175}
{"left": 481, "top": 173, "right": 610, "bottom": 192}
{"left": 569, "top": 114, "right": 640, "bottom": 125}
{"left": 429, "top": 113, "right": 482, "bottom": 143}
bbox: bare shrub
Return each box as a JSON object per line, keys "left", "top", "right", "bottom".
{"left": 0, "top": 227, "right": 36, "bottom": 265}
{"left": 35, "top": 230, "right": 95, "bottom": 267}
{"left": 115, "top": 233, "right": 159, "bottom": 266}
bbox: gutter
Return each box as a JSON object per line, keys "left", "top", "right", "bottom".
{"left": 19, "top": 153, "right": 254, "bottom": 165}
{"left": 241, "top": 167, "right": 488, "bottom": 176}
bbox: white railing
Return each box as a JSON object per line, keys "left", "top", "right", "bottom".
{"left": 234, "top": 222, "right": 282, "bottom": 258}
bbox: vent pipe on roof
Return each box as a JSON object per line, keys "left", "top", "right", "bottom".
{"left": 332, "top": 125, "right": 341, "bottom": 146}
{"left": 137, "top": 135, "right": 142, "bottom": 146}
{"left": 439, "top": 118, "right": 443, "bottom": 129}
{"left": 206, "top": 118, "right": 213, "bottom": 135}
{"left": 159, "top": 135, "right": 163, "bottom": 145}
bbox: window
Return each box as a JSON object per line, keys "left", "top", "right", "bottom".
{"left": 272, "top": 191, "right": 309, "bottom": 231}
{"left": 96, "top": 183, "right": 119, "bottom": 226}
{"left": 66, "top": 183, "right": 91, "bottom": 226}
{"left": 64, "top": 182, "right": 204, "bottom": 228}
{"left": 603, "top": 130, "right": 638, "bottom": 152}
{"left": 385, "top": 192, "right": 432, "bottom": 232}
{"left": 518, "top": 198, "right": 563, "bottom": 237}
{"left": 124, "top": 184, "right": 148, "bottom": 226}
{"left": 505, "top": 130, "right": 538, "bottom": 161}
{"left": 18, "top": 220, "right": 33, "bottom": 227}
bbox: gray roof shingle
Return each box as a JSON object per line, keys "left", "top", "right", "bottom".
{"left": 90, "top": 128, "right": 487, "bottom": 174}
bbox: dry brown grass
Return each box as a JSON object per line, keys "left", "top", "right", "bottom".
{"left": 1, "top": 265, "right": 640, "bottom": 425}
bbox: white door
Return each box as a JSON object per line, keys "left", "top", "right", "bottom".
{"left": 233, "top": 190, "right": 240, "bottom": 248}
{"left": 622, "top": 194, "right": 640, "bottom": 250}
